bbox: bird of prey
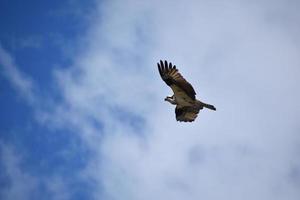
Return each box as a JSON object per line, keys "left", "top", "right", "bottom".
{"left": 157, "top": 60, "right": 216, "bottom": 122}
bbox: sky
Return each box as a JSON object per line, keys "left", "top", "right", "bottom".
{"left": 0, "top": 0, "right": 300, "bottom": 199}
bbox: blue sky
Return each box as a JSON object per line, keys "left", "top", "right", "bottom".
{"left": 1, "top": 0, "right": 300, "bottom": 200}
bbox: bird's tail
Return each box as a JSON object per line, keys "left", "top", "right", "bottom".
{"left": 198, "top": 101, "right": 216, "bottom": 110}
{"left": 203, "top": 103, "right": 216, "bottom": 111}
{"left": 196, "top": 100, "right": 216, "bottom": 111}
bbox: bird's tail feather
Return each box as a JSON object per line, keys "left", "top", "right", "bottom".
{"left": 202, "top": 103, "right": 216, "bottom": 111}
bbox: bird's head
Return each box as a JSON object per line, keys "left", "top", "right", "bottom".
{"left": 164, "top": 96, "right": 172, "bottom": 101}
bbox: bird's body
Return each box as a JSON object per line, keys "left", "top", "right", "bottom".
{"left": 158, "top": 60, "right": 216, "bottom": 122}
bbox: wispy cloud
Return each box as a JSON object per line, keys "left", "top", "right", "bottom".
{"left": 0, "top": 141, "right": 83, "bottom": 200}
{"left": 44, "top": 176, "right": 71, "bottom": 200}
{"left": 0, "top": 142, "right": 38, "bottom": 200}
{"left": 46, "top": 0, "right": 300, "bottom": 199}
{"left": 18, "top": 36, "right": 43, "bottom": 49}
{"left": 0, "top": 44, "right": 36, "bottom": 104}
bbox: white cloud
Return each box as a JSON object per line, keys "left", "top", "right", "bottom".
{"left": 0, "top": 141, "right": 75, "bottom": 200}
{"left": 45, "top": 176, "right": 71, "bottom": 200}
{"left": 46, "top": 0, "right": 300, "bottom": 199}
{"left": 0, "top": 44, "right": 36, "bottom": 104}
{"left": 0, "top": 142, "right": 38, "bottom": 200}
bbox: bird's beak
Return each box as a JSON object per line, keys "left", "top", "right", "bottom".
{"left": 164, "top": 97, "right": 168, "bottom": 101}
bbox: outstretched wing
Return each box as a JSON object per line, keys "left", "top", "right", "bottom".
{"left": 175, "top": 106, "right": 200, "bottom": 122}
{"left": 157, "top": 60, "right": 196, "bottom": 101}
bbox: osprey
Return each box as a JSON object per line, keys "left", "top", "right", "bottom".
{"left": 158, "top": 60, "right": 216, "bottom": 122}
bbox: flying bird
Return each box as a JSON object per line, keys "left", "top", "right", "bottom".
{"left": 158, "top": 60, "right": 216, "bottom": 122}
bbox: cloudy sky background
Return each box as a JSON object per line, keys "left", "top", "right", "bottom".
{"left": 1, "top": 0, "right": 300, "bottom": 199}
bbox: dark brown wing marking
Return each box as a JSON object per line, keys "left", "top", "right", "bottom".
{"left": 157, "top": 60, "right": 196, "bottom": 100}
{"left": 175, "top": 106, "right": 199, "bottom": 122}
